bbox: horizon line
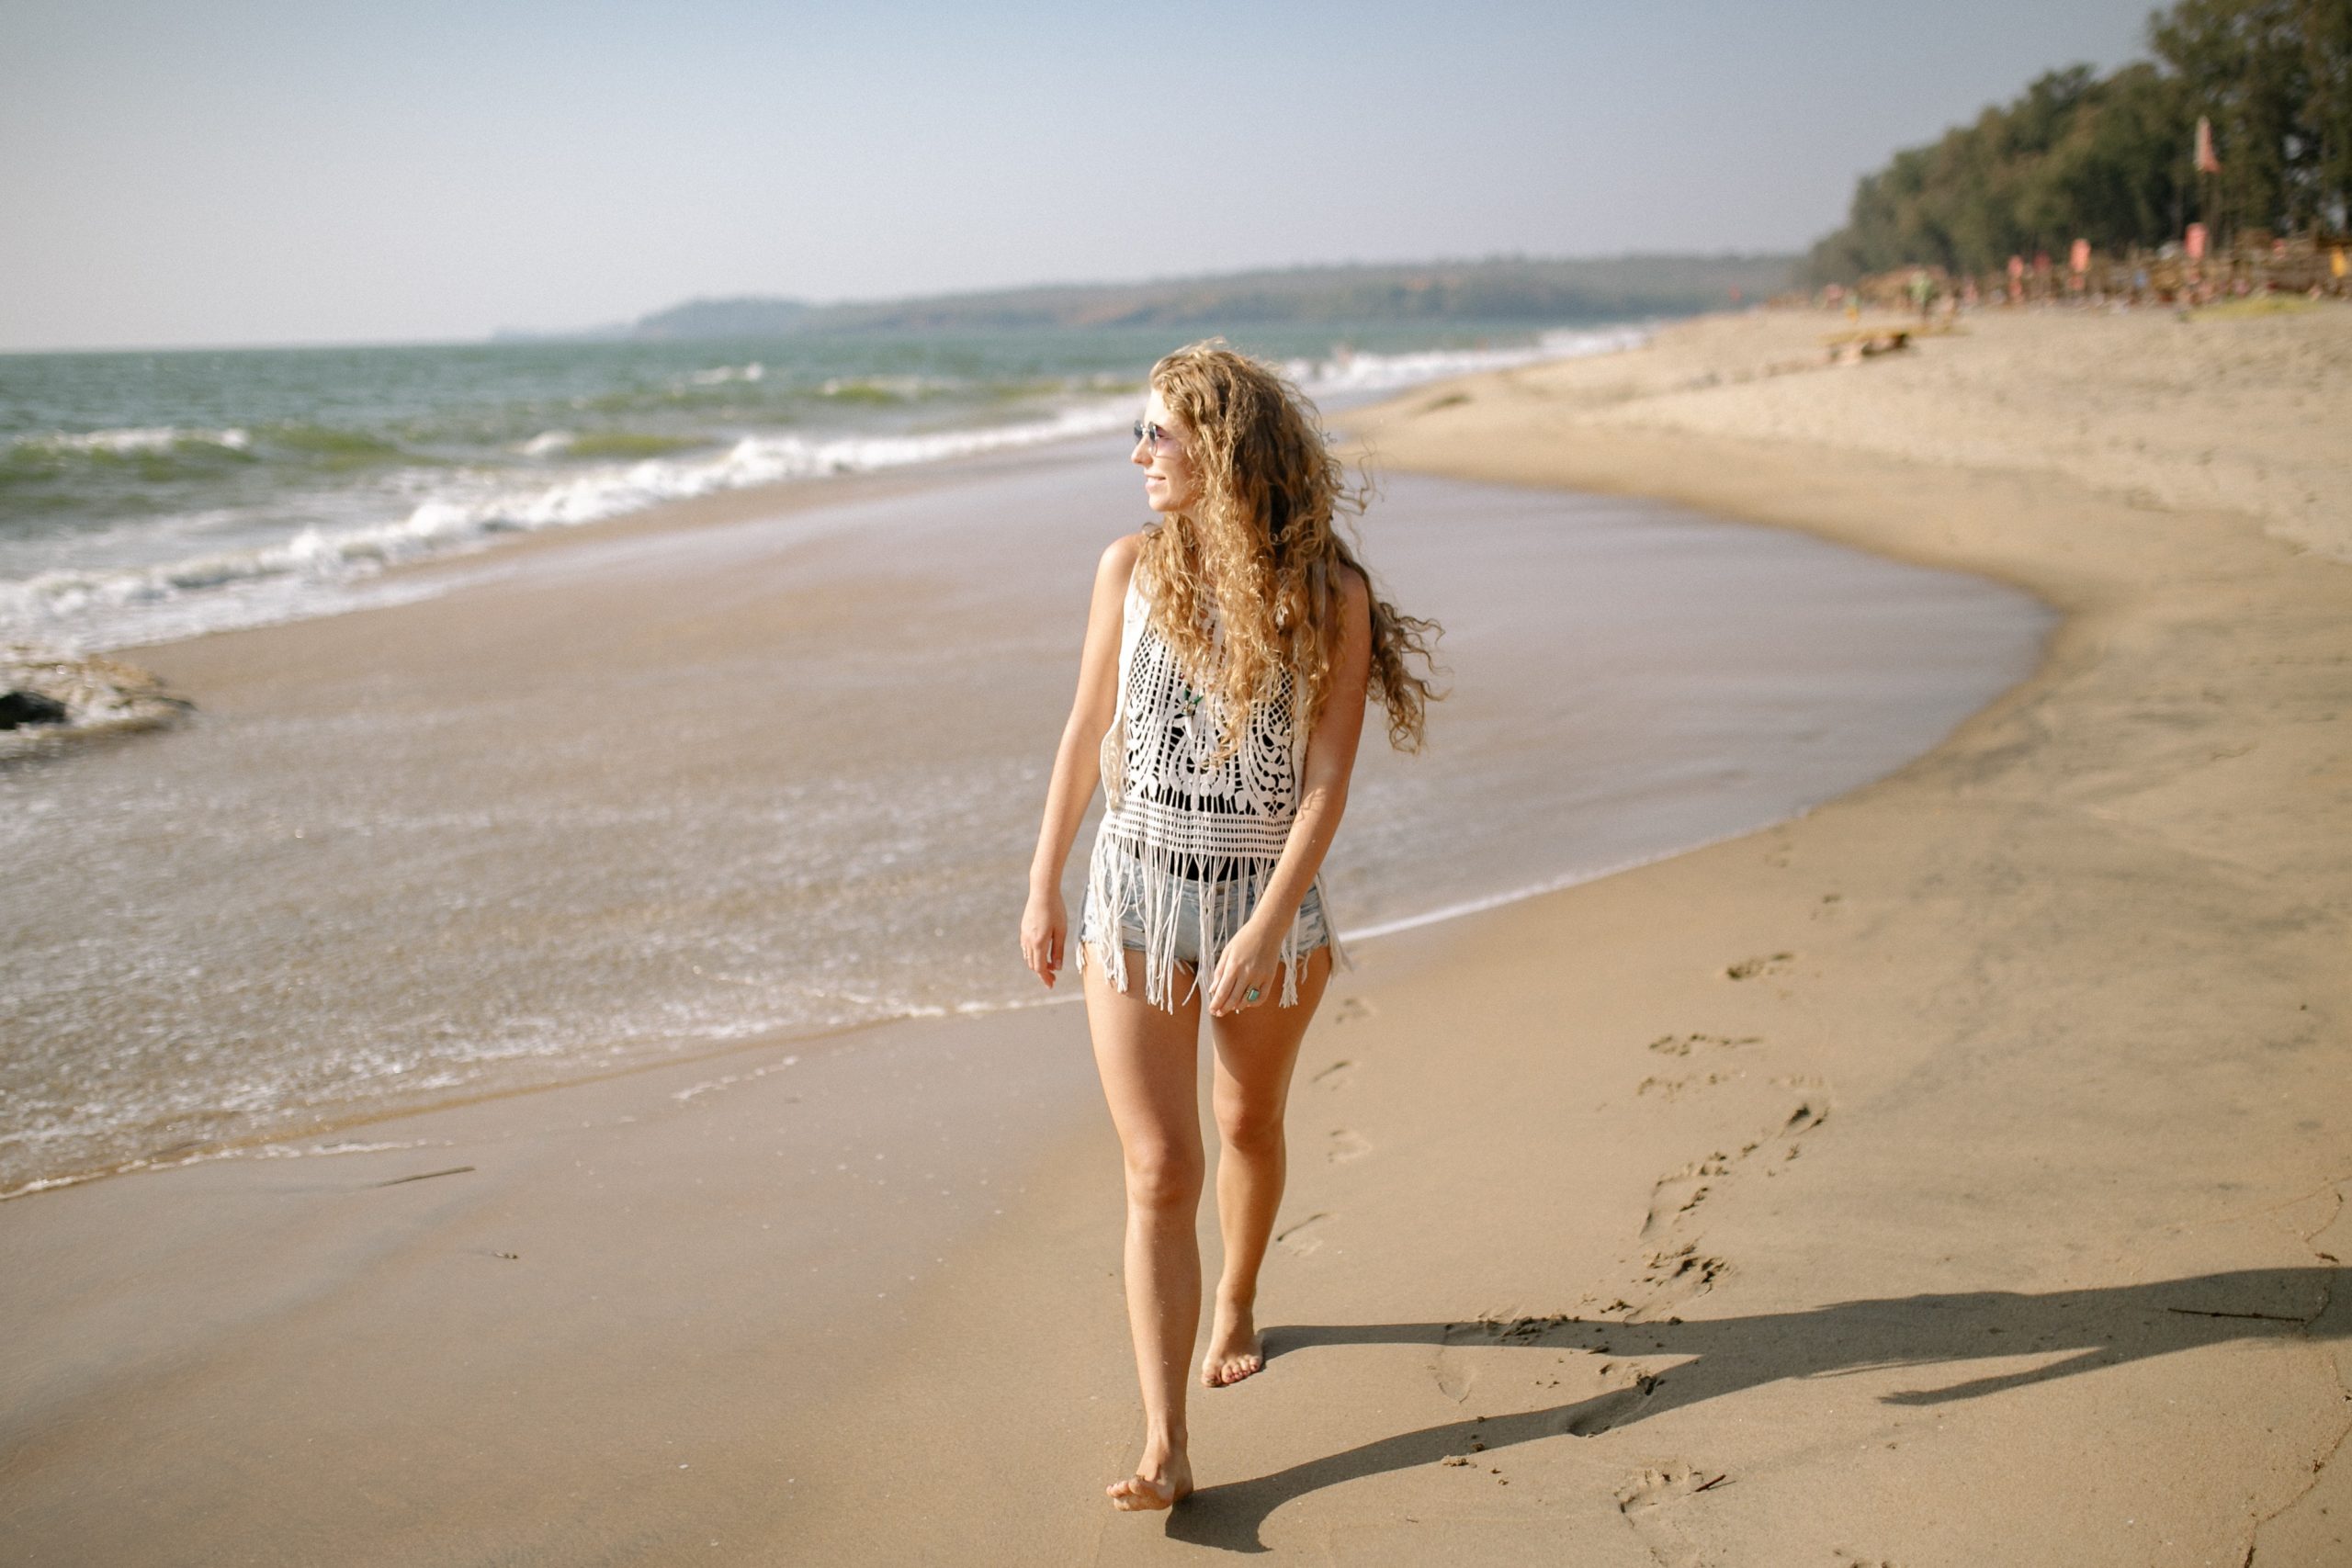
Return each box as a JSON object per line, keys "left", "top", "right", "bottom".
{"left": 0, "top": 247, "right": 1801, "bottom": 358}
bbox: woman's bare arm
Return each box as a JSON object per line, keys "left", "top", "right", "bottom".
{"left": 1021, "top": 534, "right": 1141, "bottom": 987}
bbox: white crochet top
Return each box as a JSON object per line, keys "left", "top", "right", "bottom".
{"left": 1081, "top": 565, "right": 1340, "bottom": 1010}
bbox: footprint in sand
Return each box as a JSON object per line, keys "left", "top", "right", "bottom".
{"left": 1724, "top": 952, "right": 1794, "bottom": 981}
{"left": 1329, "top": 997, "right": 1374, "bottom": 1024}
{"left": 1646, "top": 1032, "right": 1762, "bottom": 1057}
{"left": 1636, "top": 1071, "right": 1730, "bottom": 1100}
{"left": 1633, "top": 1244, "right": 1728, "bottom": 1319}
{"left": 1637, "top": 1105, "right": 1824, "bottom": 1240}
{"left": 1562, "top": 1371, "right": 1661, "bottom": 1436}
{"left": 1640, "top": 1156, "right": 1728, "bottom": 1238}
{"left": 1309, "top": 1058, "right": 1355, "bottom": 1090}
{"left": 1761, "top": 1100, "right": 1829, "bottom": 1172}
{"left": 1430, "top": 1315, "right": 1577, "bottom": 1403}
{"left": 1326, "top": 1128, "right": 1372, "bottom": 1163}
{"left": 1781, "top": 1100, "right": 1827, "bottom": 1136}
{"left": 1430, "top": 1339, "right": 1477, "bottom": 1404}
{"left": 1276, "top": 1213, "right": 1330, "bottom": 1258}
{"left": 1609, "top": 1102, "right": 1826, "bottom": 1324}
{"left": 1615, "top": 1464, "right": 1724, "bottom": 1568}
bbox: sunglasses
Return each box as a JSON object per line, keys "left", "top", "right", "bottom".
{"left": 1132, "top": 419, "right": 1180, "bottom": 450}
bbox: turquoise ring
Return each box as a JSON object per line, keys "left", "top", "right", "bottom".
{"left": 1244, "top": 986, "right": 1261, "bottom": 1004}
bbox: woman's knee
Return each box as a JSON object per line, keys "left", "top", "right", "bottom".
{"left": 1213, "top": 1100, "right": 1286, "bottom": 1159}
{"left": 1122, "top": 1143, "right": 1204, "bottom": 1211}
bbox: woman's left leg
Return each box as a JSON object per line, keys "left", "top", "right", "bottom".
{"left": 1202, "top": 944, "right": 1333, "bottom": 1387}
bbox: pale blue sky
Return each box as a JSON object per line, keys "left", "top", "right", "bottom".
{"left": 1, "top": 0, "right": 2159, "bottom": 350}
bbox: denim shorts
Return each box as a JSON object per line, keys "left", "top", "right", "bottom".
{"left": 1080, "top": 863, "right": 1332, "bottom": 975}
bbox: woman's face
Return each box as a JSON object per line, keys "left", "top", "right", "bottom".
{"left": 1132, "top": 387, "right": 1199, "bottom": 515}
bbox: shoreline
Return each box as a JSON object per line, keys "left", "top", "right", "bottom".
{"left": 0, "top": 777, "right": 1938, "bottom": 1205}
{"left": 2, "top": 321, "right": 1657, "bottom": 663}
{"left": 1, "top": 423, "right": 2042, "bottom": 1201}
{"left": 3, "top": 307, "right": 2344, "bottom": 1563}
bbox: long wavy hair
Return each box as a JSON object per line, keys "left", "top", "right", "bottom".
{"left": 1137, "top": 340, "right": 1442, "bottom": 755}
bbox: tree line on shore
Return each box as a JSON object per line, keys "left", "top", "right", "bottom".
{"left": 1808, "top": 0, "right": 2352, "bottom": 283}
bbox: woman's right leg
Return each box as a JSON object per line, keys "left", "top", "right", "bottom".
{"left": 1203, "top": 943, "right": 1331, "bottom": 1387}
{"left": 1084, "top": 948, "right": 1204, "bottom": 1511}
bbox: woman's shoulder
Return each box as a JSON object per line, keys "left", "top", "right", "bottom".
{"left": 1325, "top": 559, "right": 1370, "bottom": 616}
{"left": 1090, "top": 533, "right": 1149, "bottom": 625}
{"left": 1102, "top": 533, "right": 1160, "bottom": 615}
{"left": 1096, "top": 531, "right": 1146, "bottom": 584}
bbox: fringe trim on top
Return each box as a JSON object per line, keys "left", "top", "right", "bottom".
{"left": 1079, "top": 835, "right": 1348, "bottom": 1012}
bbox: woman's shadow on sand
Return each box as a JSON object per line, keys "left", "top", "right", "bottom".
{"left": 1166, "top": 1267, "right": 2347, "bottom": 1551}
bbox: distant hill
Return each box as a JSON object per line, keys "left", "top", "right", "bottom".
{"left": 618, "top": 254, "right": 1797, "bottom": 341}
{"left": 632, "top": 297, "right": 816, "bottom": 338}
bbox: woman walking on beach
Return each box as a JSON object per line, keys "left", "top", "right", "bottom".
{"left": 1021, "top": 341, "right": 1439, "bottom": 1510}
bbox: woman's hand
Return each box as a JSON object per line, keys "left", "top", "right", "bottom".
{"left": 1206, "top": 911, "right": 1288, "bottom": 1017}
{"left": 1021, "top": 885, "right": 1068, "bottom": 989}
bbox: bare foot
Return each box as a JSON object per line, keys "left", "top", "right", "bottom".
{"left": 1106, "top": 1448, "right": 1193, "bottom": 1511}
{"left": 1202, "top": 1302, "right": 1264, "bottom": 1387}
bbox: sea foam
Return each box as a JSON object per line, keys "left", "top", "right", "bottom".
{"left": 0, "top": 328, "right": 1648, "bottom": 652}
{"left": 1289, "top": 324, "right": 1652, "bottom": 394}
{"left": 12, "top": 427, "right": 254, "bottom": 457}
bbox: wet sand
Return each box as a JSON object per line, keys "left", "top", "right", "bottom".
{"left": 0, "top": 446, "right": 2039, "bottom": 1195}
{"left": 3, "top": 306, "right": 2347, "bottom": 1565}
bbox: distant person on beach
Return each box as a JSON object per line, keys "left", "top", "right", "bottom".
{"left": 1909, "top": 267, "right": 1935, "bottom": 320}
{"left": 1021, "top": 341, "right": 1441, "bottom": 1511}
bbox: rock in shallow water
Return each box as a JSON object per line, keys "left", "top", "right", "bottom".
{"left": 0, "top": 689, "right": 70, "bottom": 728}
{"left": 0, "top": 645, "right": 193, "bottom": 754}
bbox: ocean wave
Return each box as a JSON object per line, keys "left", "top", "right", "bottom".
{"left": 1289, "top": 324, "right": 1652, "bottom": 394}
{"left": 256, "top": 423, "right": 412, "bottom": 466}
{"left": 818, "top": 374, "right": 953, "bottom": 403}
{"left": 0, "top": 399, "right": 1132, "bottom": 649}
{"left": 0, "top": 325, "right": 1648, "bottom": 651}
{"left": 395, "top": 398, "right": 1136, "bottom": 540}
{"left": 686, "top": 361, "right": 764, "bottom": 385}
{"left": 11, "top": 426, "right": 253, "bottom": 457}
{"left": 518, "top": 430, "right": 707, "bottom": 460}
{"left": 2, "top": 423, "right": 413, "bottom": 484}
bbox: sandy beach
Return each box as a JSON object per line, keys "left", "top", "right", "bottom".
{"left": 4, "top": 303, "right": 2347, "bottom": 1566}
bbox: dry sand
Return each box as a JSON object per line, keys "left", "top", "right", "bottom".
{"left": 3, "top": 305, "right": 2346, "bottom": 1566}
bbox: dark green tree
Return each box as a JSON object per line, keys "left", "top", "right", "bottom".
{"left": 1806, "top": 0, "right": 2344, "bottom": 284}
{"left": 2302, "top": 0, "right": 2352, "bottom": 225}
{"left": 2154, "top": 0, "right": 2311, "bottom": 235}
{"left": 1806, "top": 66, "right": 2189, "bottom": 281}
{"left": 2019, "top": 65, "right": 2193, "bottom": 249}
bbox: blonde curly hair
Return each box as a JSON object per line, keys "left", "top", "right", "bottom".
{"left": 1136, "top": 339, "right": 1442, "bottom": 755}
